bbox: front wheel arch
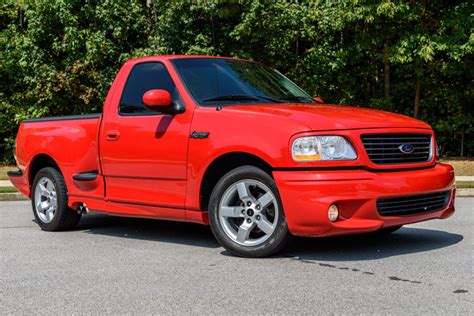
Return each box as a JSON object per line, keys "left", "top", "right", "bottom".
{"left": 200, "top": 152, "right": 273, "bottom": 211}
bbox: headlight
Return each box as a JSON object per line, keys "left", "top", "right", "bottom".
{"left": 292, "top": 136, "right": 357, "bottom": 161}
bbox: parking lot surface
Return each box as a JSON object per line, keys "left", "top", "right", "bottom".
{"left": 1, "top": 198, "right": 473, "bottom": 314}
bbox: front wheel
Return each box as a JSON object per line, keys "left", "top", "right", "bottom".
{"left": 32, "top": 167, "right": 81, "bottom": 231}
{"left": 208, "top": 166, "right": 290, "bottom": 257}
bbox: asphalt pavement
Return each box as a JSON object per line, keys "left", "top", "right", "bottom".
{"left": 1, "top": 199, "right": 473, "bottom": 314}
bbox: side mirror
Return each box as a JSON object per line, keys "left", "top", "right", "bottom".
{"left": 142, "top": 89, "right": 173, "bottom": 109}
{"left": 313, "top": 97, "right": 324, "bottom": 104}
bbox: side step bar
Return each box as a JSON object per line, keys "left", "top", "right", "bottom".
{"left": 72, "top": 170, "right": 99, "bottom": 181}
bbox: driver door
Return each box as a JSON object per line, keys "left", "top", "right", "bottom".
{"left": 100, "top": 62, "right": 191, "bottom": 212}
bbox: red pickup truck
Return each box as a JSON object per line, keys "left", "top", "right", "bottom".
{"left": 8, "top": 55, "right": 455, "bottom": 257}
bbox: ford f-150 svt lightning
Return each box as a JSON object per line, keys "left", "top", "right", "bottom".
{"left": 8, "top": 55, "right": 455, "bottom": 257}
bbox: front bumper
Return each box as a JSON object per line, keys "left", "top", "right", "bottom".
{"left": 273, "top": 163, "right": 455, "bottom": 237}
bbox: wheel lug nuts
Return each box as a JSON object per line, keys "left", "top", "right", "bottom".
{"left": 241, "top": 209, "right": 245, "bottom": 214}
{"left": 256, "top": 215, "right": 261, "bottom": 220}
{"left": 256, "top": 205, "right": 261, "bottom": 210}
{"left": 247, "top": 201, "right": 252, "bottom": 207}
{"left": 247, "top": 218, "right": 252, "bottom": 223}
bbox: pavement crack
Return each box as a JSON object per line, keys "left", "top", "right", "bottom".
{"left": 283, "top": 253, "right": 432, "bottom": 286}
{"left": 283, "top": 253, "right": 376, "bottom": 276}
{"left": 453, "top": 289, "right": 468, "bottom": 294}
{"left": 388, "top": 276, "right": 422, "bottom": 284}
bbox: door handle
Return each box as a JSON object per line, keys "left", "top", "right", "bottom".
{"left": 106, "top": 130, "right": 120, "bottom": 141}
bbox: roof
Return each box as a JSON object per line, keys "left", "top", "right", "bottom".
{"left": 124, "top": 54, "right": 254, "bottom": 65}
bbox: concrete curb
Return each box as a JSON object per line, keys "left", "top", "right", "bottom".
{"left": 0, "top": 180, "right": 13, "bottom": 187}
{"left": 456, "top": 189, "right": 474, "bottom": 197}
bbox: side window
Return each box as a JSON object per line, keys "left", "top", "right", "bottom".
{"left": 119, "top": 62, "right": 178, "bottom": 115}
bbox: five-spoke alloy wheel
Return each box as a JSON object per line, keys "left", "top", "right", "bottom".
{"left": 31, "top": 167, "right": 81, "bottom": 231}
{"left": 209, "top": 166, "right": 290, "bottom": 257}
{"left": 218, "top": 179, "right": 278, "bottom": 246}
{"left": 34, "top": 177, "right": 58, "bottom": 224}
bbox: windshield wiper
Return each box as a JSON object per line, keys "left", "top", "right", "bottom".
{"left": 254, "top": 95, "right": 285, "bottom": 103}
{"left": 202, "top": 94, "right": 286, "bottom": 103}
{"left": 202, "top": 94, "right": 260, "bottom": 102}
{"left": 276, "top": 95, "right": 313, "bottom": 103}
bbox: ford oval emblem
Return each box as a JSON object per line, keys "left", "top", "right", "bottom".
{"left": 399, "top": 143, "right": 415, "bottom": 154}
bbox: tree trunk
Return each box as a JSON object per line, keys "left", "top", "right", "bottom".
{"left": 383, "top": 46, "right": 390, "bottom": 99}
{"left": 413, "top": 0, "right": 427, "bottom": 119}
{"left": 18, "top": 4, "right": 25, "bottom": 33}
{"left": 413, "top": 77, "right": 421, "bottom": 118}
{"left": 384, "top": 64, "right": 390, "bottom": 99}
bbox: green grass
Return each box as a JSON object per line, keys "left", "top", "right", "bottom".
{"left": 456, "top": 181, "right": 474, "bottom": 189}
{"left": 0, "top": 187, "right": 18, "bottom": 193}
{"left": 441, "top": 160, "right": 474, "bottom": 176}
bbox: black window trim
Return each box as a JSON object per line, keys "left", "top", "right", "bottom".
{"left": 118, "top": 61, "right": 182, "bottom": 117}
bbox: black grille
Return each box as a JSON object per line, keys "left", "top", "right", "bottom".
{"left": 361, "top": 133, "right": 432, "bottom": 165}
{"left": 377, "top": 191, "right": 450, "bottom": 217}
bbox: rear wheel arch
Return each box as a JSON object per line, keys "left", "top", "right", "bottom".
{"left": 28, "top": 154, "right": 62, "bottom": 186}
{"left": 199, "top": 152, "right": 273, "bottom": 211}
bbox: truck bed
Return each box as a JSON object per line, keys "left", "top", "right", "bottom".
{"left": 13, "top": 113, "right": 104, "bottom": 202}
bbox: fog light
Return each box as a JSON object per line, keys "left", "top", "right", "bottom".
{"left": 328, "top": 204, "right": 339, "bottom": 222}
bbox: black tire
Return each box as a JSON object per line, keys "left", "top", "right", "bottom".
{"left": 208, "top": 166, "right": 290, "bottom": 258}
{"left": 375, "top": 225, "right": 403, "bottom": 235}
{"left": 31, "top": 167, "right": 81, "bottom": 231}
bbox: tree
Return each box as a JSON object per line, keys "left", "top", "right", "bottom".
{"left": 1, "top": 0, "right": 472, "bottom": 163}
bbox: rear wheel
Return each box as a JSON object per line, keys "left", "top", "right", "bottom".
{"left": 208, "top": 166, "right": 290, "bottom": 257}
{"left": 32, "top": 167, "right": 81, "bottom": 231}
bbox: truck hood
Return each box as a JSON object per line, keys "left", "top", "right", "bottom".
{"left": 224, "top": 103, "right": 431, "bottom": 131}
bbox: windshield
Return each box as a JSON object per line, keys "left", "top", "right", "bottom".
{"left": 171, "top": 58, "right": 315, "bottom": 106}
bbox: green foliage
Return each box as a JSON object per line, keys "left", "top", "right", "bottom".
{"left": 1, "top": 0, "right": 473, "bottom": 162}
